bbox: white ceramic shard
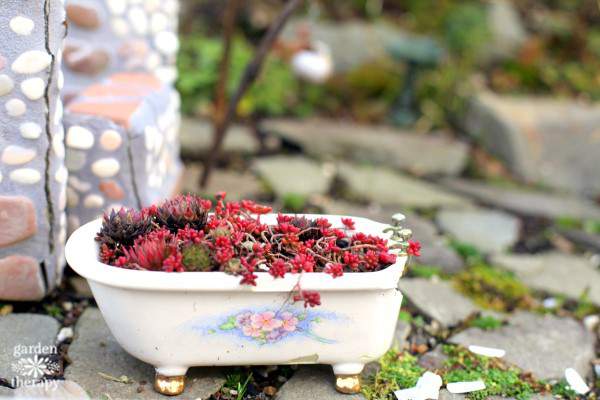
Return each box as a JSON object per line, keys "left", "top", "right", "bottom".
{"left": 416, "top": 372, "right": 442, "bottom": 399}
{"left": 565, "top": 368, "right": 589, "bottom": 394}
{"left": 446, "top": 381, "right": 486, "bottom": 394}
{"left": 468, "top": 345, "right": 506, "bottom": 358}
{"left": 394, "top": 387, "right": 424, "bottom": 400}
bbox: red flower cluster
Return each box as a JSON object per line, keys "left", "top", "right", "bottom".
{"left": 97, "top": 194, "right": 410, "bottom": 307}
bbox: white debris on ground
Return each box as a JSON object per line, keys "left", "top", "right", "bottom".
{"left": 564, "top": 368, "right": 589, "bottom": 394}
{"left": 542, "top": 297, "right": 558, "bottom": 309}
{"left": 468, "top": 345, "right": 506, "bottom": 358}
{"left": 394, "top": 371, "right": 442, "bottom": 400}
{"left": 290, "top": 41, "right": 333, "bottom": 83}
{"left": 582, "top": 314, "right": 599, "bottom": 331}
{"left": 446, "top": 381, "right": 486, "bottom": 394}
{"left": 57, "top": 326, "right": 74, "bottom": 342}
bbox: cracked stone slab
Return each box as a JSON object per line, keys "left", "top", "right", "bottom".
{"left": 64, "top": 308, "right": 225, "bottom": 399}
{"left": 275, "top": 365, "right": 366, "bottom": 400}
{"left": 449, "top": 311, "right": 595, "bottom": 380}
{"left": 261, "top": 118, "right": 468, "bottom": 176}
{"left": 0, "top": 314, "right": 60, "bottom": 384}
{"left": 491, "top": 252, "right": 600, "bottom": 307}
{"left": 398, "top": 279, "right": 480, "bottom": 327}
{"left": 391, "top": 320, "right": 412, "bottom": 349}
{"left": 182, "top": 163, "right": 264, "bottom": 201}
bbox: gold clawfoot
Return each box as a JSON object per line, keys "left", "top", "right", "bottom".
{"left": 335, "top": 374, "right": 361, "bottom": 394}
{"left": 154, "top": 374, "right": 185, "bottom": 396}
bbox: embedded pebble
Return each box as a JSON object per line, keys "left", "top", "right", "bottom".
{"left": 1, "top": 145, "right": 36, "bottom": 165}
{"left": 66, "top": 187, "right": 80, "bottom": 208}
{"left": 111, "top": 18, "right": 129, "bottom": 36}
{"left": 66, "top": 126, "right": 94, "bottom": 149}
{"left": 83, "top": 194, "right": 104, "bottom": 208}
{"left": 68, "top": 215, "right": 81, "bottom": 233}
{"left": 446, "top": 381, "right": 486, "bottom": 394}
{"left": 155, "top": 66, "right": 177, "bottom": 83}
{"left": 54, "top": 99, "right": 63, "bottom": 125}
{"left": 5, "top": 99, "right": 26, "bottom": 117}
{"left": 99, "top": 180, "right": 125, "bottom": 200}
{"left": 21, "top": 77, "right": 46, "bottom": 100}
{"left": 55, "top": 165, "right": 68, "bottom": 184}
{"left": 151, "top": 13, "right": 168, "bottom": 33}
{"left": 91, "top": 158, "right": 120, "bottom": 178}
{"left": 583, "top": 315, "right": 599, "bottom": 331}
{"left": 155, "top": 31, "right": 179, "bottom": 56}
{"left": 0, "top": 74, "right": 14, "bottom": 96}
{"left": 20, "top": 122, "right": 42, "bottom": 139}
{"left": 58, "top": 188, "right": 67, "bottom": 210}
{"left": 107, "top": 0, "right": 126, "bottom": 15}
{"left": 99, "top": 129, "right": 122, "bottom": 151}
{"left": 53, "top": 128, "right": 65, "bottom": 159}
{"left": 565, "top": 368, "right": 589, "bottom": 394}
{"left": 128, "top": 8, "right": 149, "bottom": 35}
{"left": 65, "top": 149, "right": 86, "bottom": 171}
{"left": 12, "top": 51, "right": 52, "bottom": 74}
{"left": 68, "top": 175, "right": 91, "bottom": 192}
{"left": 468, "top": 345, "right": 505, "bottom": 358}
{"left": 9, "top": 168, "right": 41, "bottom": 185}
{"left": 145, "top": 52, "right": 161, "bottom": 70}
{"left": 10, "top": 16, "right": 35, "bottom": 36}
{"left": 66, "top": 4, "right": 100, "bottom": 30}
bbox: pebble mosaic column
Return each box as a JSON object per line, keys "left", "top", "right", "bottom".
{"left": 62, "top": 0, "right": 180, "bottom": 99}
{"left": 0, "top": 1, "right": 67, "bottom": 300}
{"left": 63, "top": 72, "right": 183, "bottom": 232}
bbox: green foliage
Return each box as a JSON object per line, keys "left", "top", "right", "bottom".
{"left": 555, "top": 216, "right": 600, "bottom": 235}
{"left": 44, "top": 304, "right": 62, "bottom": 319}
{"left": 549, "top": 380, "right": 578, "bottom": 399}
{"left": 398, "top": 310, "right": 412, "bottom": 322}
{"left": 470, "top": 315, "right": 502, "bottom": 331}
{"left": 453, "top": 264, "right": 532, "bottom": 311}
{"left": 182, "top": 244, "right": 212, "bottom": 271}
{"left": 408, "top": 265, "right": 444, "bottom": 279}
{"left": 282, "top": 193, "right": 307, "bottom": 213}
{"left": 361, "top": 350, "right": 425, "bottom": 399}
{"left": 448, "top": 240, "right": 483, "bottom": 264}
{"left": 441, "top": 3, "right": 491, "bottom": 59}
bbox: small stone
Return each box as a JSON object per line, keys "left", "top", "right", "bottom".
{"left": 64, "top": 46, "right": 109, "bottom": 75}
{"left": 155, "top": 66, "right": 177, "bottom": 83}
{"left": 91, "top": 158, "right": 120, "bottom": 178}
{"left": 2, "top": 145, "right": 36, "bottom": 165}
{"left": 66, "top": 187, "right": 80, "bottom": 208}
{"left": 0, "top": 196, "right": 36, "bottom": 247}
{"left": 57, "top": 326, "right": 74, "bottom": 342}
{"left": 5, "top": 98, "right": 26, "bottom": 117}
{"left": 468, "top": 345, "right": 505, "bottom": 358}
{"left": 10, "top": 16, "right": 35, "bottom": 36}
{"left": 155, "top": 31, "right": 179, "bottom": 55}
{"left": 99, "top": 180, "right": 125, "bottom": 200}
{"left": 55, "top": 165, "right": 68, "bottom": 183}
{"left": 66, "top": 126, "right": 95, "bottom": 149}
{"left": 57, "top": 70, "right": 64, "bottom": 90}
{"left": 65, "top": 149, "right": 87, "bottom": 171}
{"left": 53, "top": 128, "right": 65, "bottom": 159}
{"left": 128, "top": 7, "right": 149, "bottom": 35}
{"left": 9, "top": 168, "right": 41, "bottom": 185}
{"left": 12, "top": 50, "right": 52, "bottom": 74}
{"left": 66, "top": 4, "right": 101, "bottom": 29}
{"left": 0, "top": 256, "right": 45, "bottom": 300}
{"left": 20, "top": 77, "right": 45, "bottom": 100}
{"left": 565, "top": 368, "right": 589, "bottom": 395}
{"left": 151, "top": 13, "right": 169, "bottom": 33}
{"left": 68, "top": 176, "right": 91, "bottom": 192}
{"left": 447, "top": 381, "right": 486, "bottom": 394}
{"left": 583, "top": 315, "right": 599, "bottom": 331}
{"left": 111, "top": 18, "right": 129, "bottom": 36}
{"left": 264, "top": 386, "right": 277, "bottom": 396}
{"left": 20, "top": 122, "right": 42, "bottom": 139}
{"left": 417, "top": 346, "right": 449, "bottom": 370}
{"left": 99, "top": 129, "right": 122, "bottom": 151}
{"left": 0, "top": 74, "right": 14, "bottom": 96}
{"left": 83, "top": 194, "right": 104, "bottom": 208}
{"left": 55, "top": 99, "right": 63, "bottom": 125}
{"left": 107, "top": 0, "right": 126, "bottom": 15}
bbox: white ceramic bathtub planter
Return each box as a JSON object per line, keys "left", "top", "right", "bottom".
{"left": 65, "top": 214, "right": 410, "bottom": 396}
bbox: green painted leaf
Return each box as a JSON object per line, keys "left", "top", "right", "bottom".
{"left": 208, "top": 329, "right": 216, "bottom": 335}
{"left": 298, "top": 314, "right": 307, "bottom": 321}
{"left": 219, "top": 322, "right": 236, "bottom": 330}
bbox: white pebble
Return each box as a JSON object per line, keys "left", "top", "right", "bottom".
{"left": 20, "top": 122, "right": 42, "bottom": 139}
{"left": 151, "top": 13, "right": 168, "bottom": 33}
{"left": 111, "top": 18, "right": 129, "bottom": 36}
{"left": 155, "top": 66, "right": 177, "bottom": 83}
{"left": 55, "top": 165, "right": 68, "bottom": 184}
{"left": 12, "top": 51, "right": 52, "bottom": 74}
{"left": 0, "top": 74, "right": 14, "bottom": 96}
{"left": 154, "top": 31, "right": 179, "bottom": 55}
{"left": 9, "top": 168, "right": 41, "bottom": 185}
{"left": 468, "top": 345, "right": 505, "bottom": 358}
{"left": 66, "top": 187, "right": 79, "bottom": 208}
{"left": 91, "top": 158, "right": 120, "bottom": 178}
{"left": 1, "top": 145, "right": 36, "bottom": 165}
{"left": 68, "top": 176, "right": 91, "bottom": 192}
{"left": 128, "top": 7, "right": 149, "bottom": 35}
{"left": 58, "top": 187, "right": 67, "bottom": 210}
{"left": 21, "top": 77, "right": 45, "bottom": 100}
{"left": 99, "top": 129, "right": 122, "bottom": 151}
{"left": 542, "top": 297, "right": 558, "bottom": 309}
{"left": 57, "top": 327, "right": 73, "bottom": 342}
{"left": 583, "top": 315, "right": 600, "bottom": 331}
{"left": 54, "top": 99, "right": 63, "bottom": 125}
{"left": 10, "top": 16, "right": 35, "bottom": 36}
{"left": 53, "top": 127, "right": 65, "bottom": 159}
{"left": 145, "top": 52, "right": 161, "bottom": 70}
{"left": 57, "top": 70, "right": 64, "bottom": 90}
{"left": 107, "top": 0, "right": 126, "bottom": 15}
{"left": 446, "top": 381, "right": 486, "bottom": 394}
{"left": 5, "top": 99, "right": 26, "bottom": 117}
{"left": 565, "top": 368, "right": 589, "bottom": 394}
{"left": 84, "top": 194, "right": 104, "bottom": 208}
{"left": 66, "top": 126, "right": 94, "bottom": 149}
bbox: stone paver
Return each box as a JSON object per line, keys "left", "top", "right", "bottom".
{"left": 261, "top": 119, "right": 468, "bottom": 176}
{"left": 253, "top": 156, "right": 334, "bottom": 199}
{"left": 436, "top": 208, "right": 521, "bottom": 253}
{"left": 274, "top": 365, "right": 365, "bottom": 400}
{"left": 179, "top": 117, "right": 260, "bottom": 158}
{"left": 555, "top": 228, "right": 600, "bottom": 252}
{"left": 0, "top": 314, "right": 60, "bottom": 382}
{"left": 440, "top": 178, "right": 600, "bottom": 220}
{"left": 338, "top": 165, "right": 472, "bottom": 210}
{"left": 391, "top": 320, "right": 411, "bottom": 349}
{"left": 491, "top": 252, "right": 600, "bottom": 306}
{"left": 13, "top": 380, "right": 87, "bottom": 399}
{"left": 449, "top": 311, "right": 595, "bottom": 380}
{"left": 465, "top": 92, "right": 600, "bottom": 196}
{"left": 64, "top": 308, "right": 225, "bottom": 399}
{"left": 398, "top": 279, "right": 480, "bottom": 327}
{"left": 182, "top": 163, "right": 264, "bottom": 201}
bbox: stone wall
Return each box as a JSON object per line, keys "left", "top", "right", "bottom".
{"left": 0, "top": 1, "right": 67, "bottom": 300}
{"left": 62, "top": 0, "right": 180, "bottom": 99}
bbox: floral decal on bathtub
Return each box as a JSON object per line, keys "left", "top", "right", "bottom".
{"left": 195, "top": 308, "right": 340, "bottom": 345}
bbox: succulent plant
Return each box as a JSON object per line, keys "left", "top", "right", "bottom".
{"left": 181, "top": 244, "right": 212, "bottom": 271}
{"left": 290, "top": 216, "right": 322, "bottom": 241}
{"left": 96, "top": 207, "right": 153, "bottom": 249}
{"left": 155, "top": 195, "right": 209, "bottom": 233}
{"left": 123, "top": 235, "right": 176, "bottom": 271}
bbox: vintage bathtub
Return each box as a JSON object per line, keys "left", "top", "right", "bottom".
{"left": 65, "top": 214, "right": 407, "bottom": 396}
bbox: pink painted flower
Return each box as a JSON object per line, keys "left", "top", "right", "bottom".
{"left": 242, "top": 325, "right": 263, "bottom": 337}
{"left": 250, "top": 311, "right": 283, "bottom": 332}
{"left": 280, "top": 312, "right": 299, "bottom": 332}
